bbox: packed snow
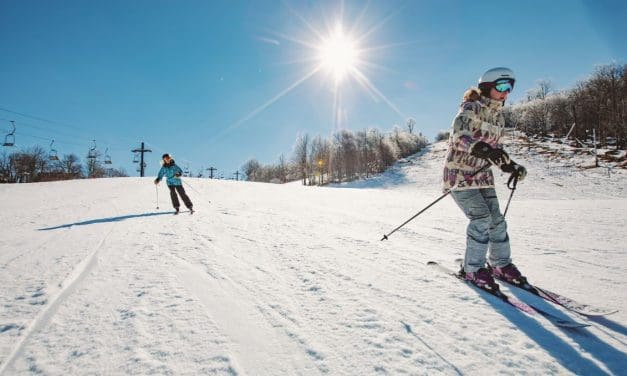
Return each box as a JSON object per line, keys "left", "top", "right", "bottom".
{"left": 1, "top": 140, "right": 626, "bottom": 375}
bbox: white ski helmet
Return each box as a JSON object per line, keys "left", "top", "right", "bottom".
{"left": 478, "top": 67, "right": 515, "bottom": 84}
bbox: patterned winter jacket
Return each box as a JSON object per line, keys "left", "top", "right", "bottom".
{"left": 156, "top": 159, "right": 184, "bottom": 186}
{"left": 442, "top": 96, "right": 507, "bottom": 192}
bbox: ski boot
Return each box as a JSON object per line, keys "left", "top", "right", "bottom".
{"left": 489, "top": 263, "right": 527, "bottom": 286}
{"left": 174, "top": 207, "right": 180, "bottom": 215}
{"left": 188, "top": 207, "right": 194, "bottom": 215}
{"left": 460, "top": 267, "right": 500, "bottom": 291}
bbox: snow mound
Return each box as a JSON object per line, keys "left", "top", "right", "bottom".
{"left": 336, "top": 139, "right": 626, "bottom": 200}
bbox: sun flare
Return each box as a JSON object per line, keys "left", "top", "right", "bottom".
{"left": 225, "top": 8, "right": 407, "bottom": 136}
{"left": 318, "top": 26, "right": 359, "bottom": 83}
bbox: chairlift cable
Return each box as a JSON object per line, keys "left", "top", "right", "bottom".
{"left": 1, "top": 107, "right": 207, "bottom": 170}
{"left": 0, "top": 107, "right": 141, "bottom": 151}
{"left": 1, "top": 119, "right": 130, "bottom": 152}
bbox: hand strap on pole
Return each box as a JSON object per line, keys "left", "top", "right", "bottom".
{"left": 507, "top": 172, "right": 519, "bottom": 190}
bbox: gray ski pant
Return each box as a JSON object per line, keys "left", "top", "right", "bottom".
{"left": 451, "top": 188, "right": 511, "bottom": 273}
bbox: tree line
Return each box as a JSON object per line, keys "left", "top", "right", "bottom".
{"left": 242, "top": 124, "right": 429, "bottom": 184}
{"left": 503, "top": 62, "right": 626, "bottom": 148}
{"left": 0, "top": 146, "right": 127, "bottom": 183}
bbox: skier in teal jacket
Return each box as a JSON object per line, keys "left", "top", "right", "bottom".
{"left": 154, "top": 154, "right": 194, "bottom": 214}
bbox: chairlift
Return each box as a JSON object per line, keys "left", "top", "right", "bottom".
{"left": 133, "top": 153, "right": 140, "bottom": 163}
{"left": 87, "top": 140, "right": 97, "bottom": 159}
{"left": 48, "top": 139, "right": 59, "bottom": 161}
{"left": 104, "top": 148, "right": 112, "bottom": 164}
{"left": 3, "top": 121, "right": 16, "bottom": 147}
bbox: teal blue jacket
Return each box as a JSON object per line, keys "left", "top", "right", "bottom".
{"left": 156, "top": 160, "right": 183, "bottom": 186}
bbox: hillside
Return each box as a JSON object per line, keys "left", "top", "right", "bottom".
{"left": 0, "top": 142, "right": 626, "bottom": 375}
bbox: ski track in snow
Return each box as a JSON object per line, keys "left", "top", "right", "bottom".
{"left": 0, "top": 225, "right": 113, "bottom": 374}
{"left": 0, "top": 141, "right": 626, "bottom": 375}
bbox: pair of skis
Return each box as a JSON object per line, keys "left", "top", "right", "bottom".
{"left": 427, "top": 261, "right": 617, "bottom": 329}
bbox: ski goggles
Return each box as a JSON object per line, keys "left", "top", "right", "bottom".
{"left": 494, "top": 79, "right": 514, "bottom": 93}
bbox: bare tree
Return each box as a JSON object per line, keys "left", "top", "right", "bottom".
{"left": 537, "top": 79, "right": 552, "bottom": 100}
{"left": 85, "top": 150, "right": 106, "bottom": 178}
{"left": 509, "top": 62, "right": 626, "bottom": 148}
{"left": 332, "top": 130, "right": 358, "bottom": 181}
{"left": 406, "top": 117, "right": 416, "bottom": 134}
{"left": 8, "top": 146, "right": 47, "bottom": 182}
{"left": 293, "top": 133, "right": 310, "bottom": 185}
{"left": 106, "top": 167, "right": 128, "bottom": 177}
{"left": 276, "top": 154, "right": 288, "bottom": 183}
{"left": 60, "top": 154, "right": 83, "bottom": 178}
{"left": 242, "top": 158, "right": 261, "bottom": 181}
{"left": 309, "top": 135, "right": 331, "bottom": 184}
{"left": 0, "top": 150, "right": 12, "bottom": 182}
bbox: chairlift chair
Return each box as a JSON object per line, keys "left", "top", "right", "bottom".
{"left": 133, "top": 153, "right": 140, "bottom": 163}
{"left": 48, "top": 140, "right": 59, "bottom": 161}
{"left": 104, "top": 148, "right": 112, "bottom": 164}
{"left": 3, "top": 121, "right": 16, "bottom": 147}
{"left": 87, "top": 140, "right": 97, "bottom": 159}
{"left": 3, "top": 134, "right": 15, "bottom": 147}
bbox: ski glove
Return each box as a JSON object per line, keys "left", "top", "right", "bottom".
{"left": 154, "top": 178, "right": 160, "bottom": 185}
{"left": 175, "top": 172, "right": 182, "bottom": 177}
{"left": 470, "top": 141, "right": 511, "bottom": 167}
{"left": 502, "top": 161, "right": 527, "bottom": 182}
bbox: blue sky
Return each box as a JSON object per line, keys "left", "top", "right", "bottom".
{"left": 1, "top": 0, "right": 625, "bottom": 177}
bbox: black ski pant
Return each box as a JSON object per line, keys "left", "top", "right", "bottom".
{"left": 168, "top": 185, "right": 193, "bottom": 209}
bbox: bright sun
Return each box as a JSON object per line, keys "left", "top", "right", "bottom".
{"left": 318, "top": 26, "right": 359, "bottom": 83}
{"left": 228, "top": 11, "right": 407, "bottom": 134}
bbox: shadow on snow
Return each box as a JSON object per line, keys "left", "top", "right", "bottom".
{"left": 400, "top": 320, "right": 463, "bottom": 375}
{"left": 587, "top": 316, "right": 627, "bottom": 347}
{"left": 37, "top": 211, "right": 175, "bottom": 231}
{"left": 486, "top": 286, "right": 627, "bottom": 375}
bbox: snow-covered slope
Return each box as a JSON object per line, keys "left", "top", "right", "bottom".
{"left": 1, "top": 142, "right": 626, "bottom": 375}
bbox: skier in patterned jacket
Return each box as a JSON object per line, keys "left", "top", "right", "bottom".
{"left": 154, "top": 153, "right": 194, "bottom": 214}
{"left": 443, "top": 67, "right": 527, "bottom": 289}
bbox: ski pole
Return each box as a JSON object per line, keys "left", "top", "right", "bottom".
{"left": 182, "top": 179, "right": 199, "bottom": 193}
{"left": 503, "top": 173, "right": 519, "bottom": 217}
{"left": 183, "top": 180, "right": 211, "bottom": 204}
{"left": 155, "top": 185, "right": 160, "bottom": 209}
{"left": 381, "top": 164, "right": 491, "bottom": 241}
